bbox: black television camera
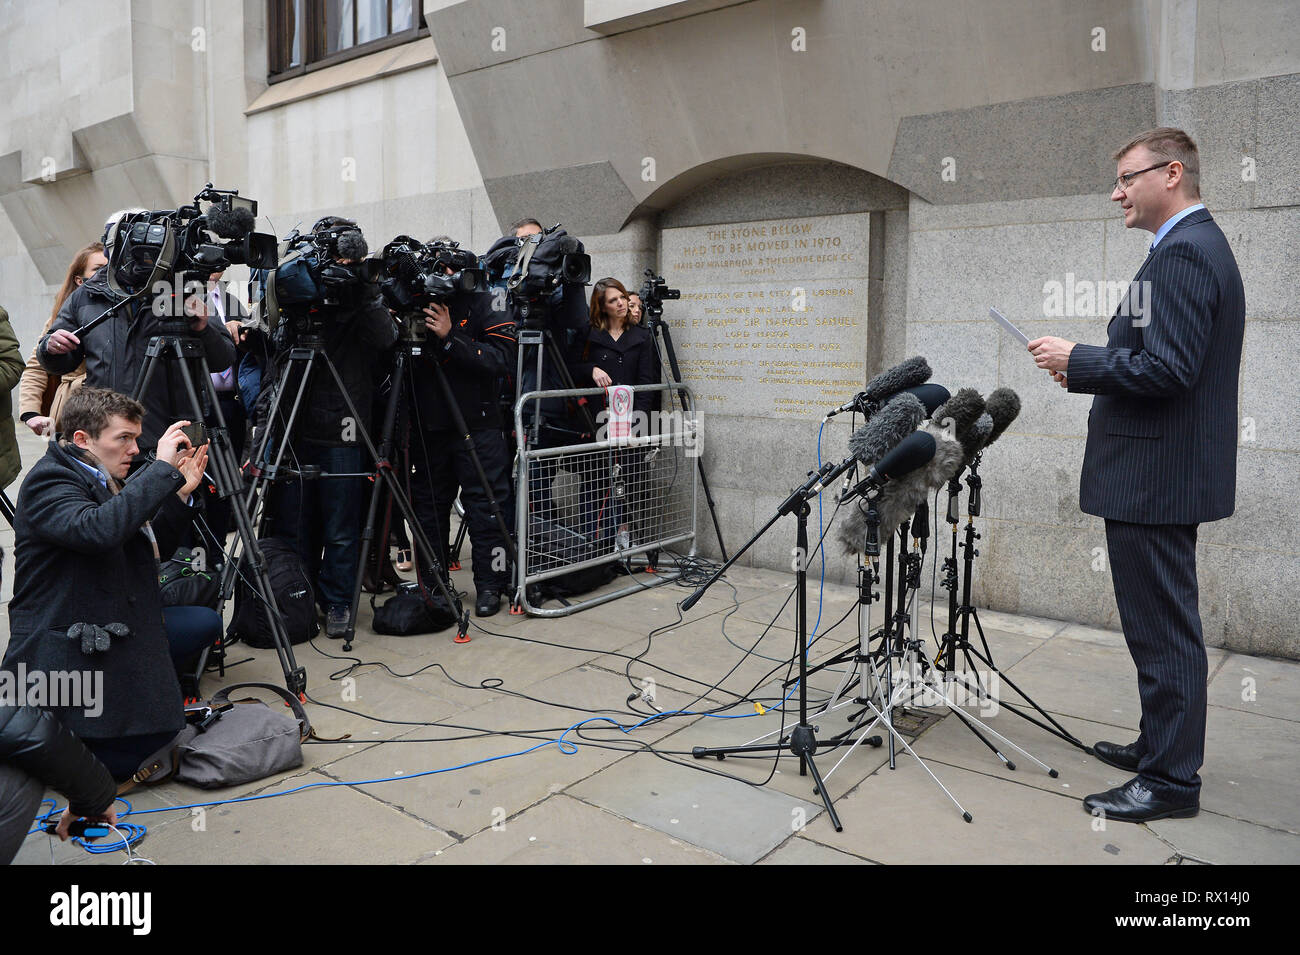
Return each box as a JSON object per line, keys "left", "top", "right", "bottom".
{"left": 638, "top": 268, "right": 680, "bottom": 325}
{"left": 482, "top": 224, "right": 591, "bottom": 327}
{"left": 106, "top": 184, "right": 278, "bottom": 329}
{"left": 377, "top": 235, "right": 487, "bottom": 340}
{"left": 267, "top": 218, "right": 386, "bottom": 334}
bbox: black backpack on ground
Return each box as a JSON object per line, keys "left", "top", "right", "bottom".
{"left": 527, "top": 516, "right": 618, "bottom": 600}
{"left": 228, "top": 537, "right": 319, "bottom": 648}
{"left": 158, "top": 547, "right": 221, "bottom": 609}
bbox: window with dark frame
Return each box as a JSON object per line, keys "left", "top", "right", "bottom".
{"left": 268, "top": 0, "right": 424, "bottom": 82}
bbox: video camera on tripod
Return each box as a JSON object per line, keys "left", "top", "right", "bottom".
{"left": 95, "top": 184, "right": 278, "bottom": 333}
{"left": 482, "top": 223, "right": 591, "bottom": 326}
{"left": 637, "top": 268, "right": 680, "bottom": 325}
{"left": 377, "top": 235, "right": 488, "bottom": 340}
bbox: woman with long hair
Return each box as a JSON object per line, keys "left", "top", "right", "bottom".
{"left": 574, "top": 277, "right": 658, "bottom": 554}
{"left": 18, "top": 242, "right": 106, "bottom": 436}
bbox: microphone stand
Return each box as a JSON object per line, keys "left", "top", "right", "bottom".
{"left": 686, "top": 462, "right": 843, "bottom": 831}
{"left": 933, "top": 454, "right": 1087, "bottom": 751}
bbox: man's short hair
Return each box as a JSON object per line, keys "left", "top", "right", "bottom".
{"left": 510, "top": 218, "right": 542, "bottom": 235}
{"left": 1114, "top": 127, "right": 1200, "bottom": 196}
{"left": 59, "top": 388, "right": 145, "bottom": 439}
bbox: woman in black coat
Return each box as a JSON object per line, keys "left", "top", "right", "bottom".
{"left": 572, "top": 278, "right": 659, "bottom": 553}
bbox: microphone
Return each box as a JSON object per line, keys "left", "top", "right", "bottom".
{"left": 930, "top": 388, "right": 985, "bottom": 438}
{"left": 336, "top": 229, "right": 369, "bottom": 260}
{"left": 837, "top": 431, "right": 937, "bottom": 554}
{"left": 982, "top": 387, "right": 1021, "bottom": 448}
{"left": 905, "top": 383, "right": 952, "bottom": 418}
{"left": 825, "top": 356, "right": 931, "bottom": 418}
{"left": 207, "top": 205, "right": 256, "bottom": 239}
{"left": 847, "top": 392, "right": 925, "bottom": 466}
{"left": 843, "top": 430, "right": 937, "bottom": 500}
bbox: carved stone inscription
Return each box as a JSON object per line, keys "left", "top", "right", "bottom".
{"left": 659, "top": 213, "right": 869, "bottom": 418}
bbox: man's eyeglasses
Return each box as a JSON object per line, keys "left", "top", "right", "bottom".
{"left": 1112, "top": 161, "right": 1173, "bottom": 193}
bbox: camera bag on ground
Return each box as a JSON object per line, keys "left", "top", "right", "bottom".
{"left": 158, "top": 546, "right": 220, "bottom": 609}
{"left": 121, "top": 682, "right": 313, "bottom": 793}
{"left": 227, "top": 537, "right": 319, "bottom": 647}
{"left": 370, "top": 580, "right": 457, "bottom": 636}
{"left": 527, "top": 515, "right": 618, "bottom": 599}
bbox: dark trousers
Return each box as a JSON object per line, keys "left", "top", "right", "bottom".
{"left": 1105, "top": 520, "right": 1206, "bottom": 800}
{"left": 409, "top": 429, "right": 513, "bottom": 592}
{"left": 271, "top": 443, "right": 365, "bottom": 610}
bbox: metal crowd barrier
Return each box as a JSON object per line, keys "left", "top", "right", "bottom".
{"left": 513, "top": 383, "right": 699, "bottom": 616}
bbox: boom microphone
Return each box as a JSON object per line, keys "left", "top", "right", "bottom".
{"left": 837, "top": 431, "right": 937, "bottom": 554}
{"left": 335, "top": 229, "right": 369, "bottom": 261}
{"left": 905, "top": 382, "right": 952, "bottom": 418}
{"left": 864, "top": 355, "right": 931, "bottom": 402}
{"left": 206, "top": 205, "right": 256, "bottom": 239}
{"left": 825, "top": 356, "right": 932, "bottom": 418}
{"left": 847, "top": 392, "right": 925, "bottom": 466}
{"left": 983, "top": 387, "right": 1021, "bottom": 448}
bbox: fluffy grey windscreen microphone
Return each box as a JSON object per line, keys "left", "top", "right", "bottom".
{"left": 336, "top": 230, "right": 369, "bottom": 260}
{"left": 873, "top": 428, "right": 966, "bottom": 540}
{"left": 962, "top": 412, "right": 993, "bottom": 462}
{"left": 930, "top": 387, "right": 986, "bottom": 437}
{"left": 862, "top": 355, "right": 931, "bottom": 401}
{"left": 847, "top": 392, "right": 925, "bottom": 465}
{"left": 207, "top": 205, "right": 256, "bottom": 239}
{"left": 983, "top": 388, "right": 1021, "bottom": 447}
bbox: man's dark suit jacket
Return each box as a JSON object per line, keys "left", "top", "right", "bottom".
{"left": 1067, "top": 208, "right": 1245, "bottom": 524}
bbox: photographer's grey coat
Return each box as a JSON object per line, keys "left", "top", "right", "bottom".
{"left": 3, "top": 441, "right": 194, "bottom": 742}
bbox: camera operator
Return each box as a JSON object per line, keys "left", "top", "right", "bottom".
{"left": 266, "top": 217, "right": 398, "bottom": 637}
{"left": 2, "top": 388, "right": 211, "bottom": 781}
{"left": 407, "top": 236, "right": 516, "bottom": 617}
{"left": 36, "top": 211, "right": 237, "bottom": 452}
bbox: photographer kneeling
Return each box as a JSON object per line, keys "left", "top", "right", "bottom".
{"left": 2, "top": 389, "right": 212, "bottom": 780}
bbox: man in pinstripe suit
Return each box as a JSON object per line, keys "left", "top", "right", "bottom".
{"left": 1028, "top": 127, "right": 1245, "bottom": 822}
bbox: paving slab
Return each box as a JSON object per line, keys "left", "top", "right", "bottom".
{"left": 655, "top": 691, "right": 894, "bottom": 804}
{"left": 760, "top": 834, "right": 879, "bottom": 865}
{"left": 424, "top": 793, "right": 731, "bottom": 865}
{"left": 1147, "top": 810, "right": 1300, "bottom": 865}
{"left": 1200, "top": 704, "right": 1300, "bottom": 832}
{"left": 799, "top": 759, "right": 1174, "bottom": 865}
{"left": 312, "top": 665, "right": 705, "bottom": 840}
{"left": 1001, "top": 635, "right": 1143, "bottom": 728}
{"left": 116, "top": 770, "right": 457, "bottom": 864}
{"left": 1207, "top": 652, "right": 1300, "bottom": 723}
{"left": 567, "top": 753, "right": 824, "bottom": 865}
{"left": 910, "top": 709, "right": 1141, "bottom": 799}
{"left": 588, "top": 610, "right": 810, "bottom": 705}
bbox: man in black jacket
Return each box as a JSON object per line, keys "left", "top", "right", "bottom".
{"left": 408, "top": 272, "right": 516, "bottom": 617}
{"left": 37, "top": 236, "right": 236, "bottom": 453}
{"left": 1, "top": 705, "right": 117, "bottom": 864}
{"left": 3, "top": 388, "right": 207, "bottom": 780}
{"left": 265, "top": 219, "right": 398, "bottom": 636}
{"left": 1029, "top": 128, "right": 1245, "bottom": 822}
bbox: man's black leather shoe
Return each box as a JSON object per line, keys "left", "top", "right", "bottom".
{"left": 1093, "top": 739, "right": 1142, "bottom": 772}
{"left": 1082, "top": 777, "right": 1198, "bottom": 823}
{"left": 475, "top": 589, "right": 501, "bottom": 617}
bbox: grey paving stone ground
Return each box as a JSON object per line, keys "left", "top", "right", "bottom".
{"left": 3, "top": 428, "right": 1297, "bottom": 865}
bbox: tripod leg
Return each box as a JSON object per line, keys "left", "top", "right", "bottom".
{"left": 652, "top": 320, "right": 728, "bottom": 561}
{"left": 315, "top": 350, "right": 469, "bottom": 642}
